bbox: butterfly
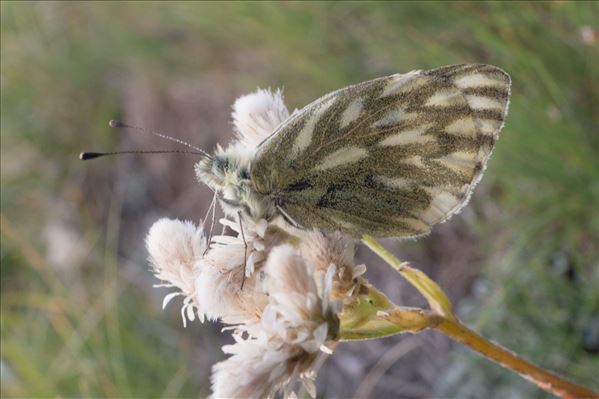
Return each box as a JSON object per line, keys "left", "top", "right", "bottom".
{"left": 83, "top": 63, "right": 510, "bottom": 239}
{"left": 195, "top": 64, "right": 511, "bottom": 238}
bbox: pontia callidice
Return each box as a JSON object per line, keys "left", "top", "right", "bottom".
{"left": 196, "top": 64, "right": 511, "bottom": 237}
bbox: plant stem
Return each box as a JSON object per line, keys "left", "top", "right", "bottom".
{"left": 362, "top": 235, "right": 454, "bottom": 318}
{"left": 435, "top": 317, "right": 598, "bottom": 399}
{"left": 360, "top": 235, "right": 599, "bottom": 399}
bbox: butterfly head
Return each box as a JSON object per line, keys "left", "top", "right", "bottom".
{"left": 195, "top": 143, "right": 249, "bottom": 189}
{"left": 195, "top": 143, "right": 271, "bottom": 220}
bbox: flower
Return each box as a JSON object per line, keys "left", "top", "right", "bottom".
{"left": 146, "top": 218, "right": 206, "bottom": 327}
{"left": 210, "top": 245, "right": 337, "bottom": 399}
{"left": 231, "top": 88, "right": 290, "bottom": 148}
{"left": 195, "top": 217, "right": 273, "bottom": 325}
{"left": 299, "top": 230, "right": 366, "bottom": 300}
{"left": 261, "top": 245, "right": 335, "bottom": 352}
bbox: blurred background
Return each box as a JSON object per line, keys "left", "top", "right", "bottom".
{"left": 1, "top": 2, "right": 598, "bottom": 398}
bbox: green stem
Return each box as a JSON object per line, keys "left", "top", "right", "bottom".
{"left": 435, "top": 317, "right": 598, "bottom": 399}
{"left": 340, "top": 306, "right": 440, "bottom": 340}
{"left": 362, "top": 235, "right": 454, "bottom": 318}
{"left": 359, "top": 235, "right": 599, "bottom": 399}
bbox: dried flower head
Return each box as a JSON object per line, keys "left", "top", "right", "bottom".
{"left": 210, "top": 245, "right": 337, "bottom": 399}
{"left": 232, "top": 88, "right": 290, "bottom": 148}
{"left": 196, "top": 217, "right": 272, "bottom": 325}
{"left": 299, "top": 230, "right": 366, "bottom": 300}
{"left": 146, "top": 218, "right": 206, "bottom": 326}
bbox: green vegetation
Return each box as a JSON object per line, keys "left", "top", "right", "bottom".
{"left": 2, "top": 2, "right": 597, "bottom": 397}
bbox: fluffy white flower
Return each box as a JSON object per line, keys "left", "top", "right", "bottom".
{"left": 196, "top": 217, "right": 271, "bottom": 325}
{"left": 211, "top": 334, "right": 320, "bottom": 399}
{"left": 262, "top": 245, "right": 332, "bottom": 352}
{"left": 148, "top": 220, "right": 346, "bottom": 398}
{"left": 195, "top": 217, "right": 293, "bottom": 325}
{"left": 232, "top": 88, "right": 290, "bottom": 148}
{"left": 146, "top": 218, "right": 207, "bottom": 326}
{"left": 146, "top": 215, "right": 294, "bottom": 327}
{"left": 210, "top": 245, "right": 337, "bottom": 399}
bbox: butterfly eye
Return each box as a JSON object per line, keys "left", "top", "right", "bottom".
{"left": 214, "top": 157, "right": 230, "bottom": 173}
{"left": 240, "top": 169, "right": 250, "bottom": 180}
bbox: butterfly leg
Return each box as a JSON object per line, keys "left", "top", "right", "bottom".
{"left": 203, "top": 191, "right": 218, "bottom": 256}
{"left": 238, "top": 211, "right": 248, "bottom": 290}
{"left": 275, "top": 202, "right": 305, "bottom": 229}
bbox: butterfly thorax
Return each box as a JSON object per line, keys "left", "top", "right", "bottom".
{"left": 195, "top": 143, "right": 276, "bottom": 221}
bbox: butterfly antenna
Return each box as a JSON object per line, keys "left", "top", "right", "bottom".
{"left": 108, "top": 119, "right": 211, "bottom": 158}
{"left": 79, "top": 149, "right": 205, "bottom": 160}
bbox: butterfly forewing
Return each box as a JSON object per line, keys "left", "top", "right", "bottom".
{"left": 251, "top": 64, "right": 511, "bottom": 237}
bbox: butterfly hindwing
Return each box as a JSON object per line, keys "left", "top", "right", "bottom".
{"left": 251, "top": 64, "right": 511, "bottom": 237}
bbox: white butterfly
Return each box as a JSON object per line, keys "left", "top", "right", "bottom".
{"left": 196, "top": 64, "right": 511, "bottom": 238}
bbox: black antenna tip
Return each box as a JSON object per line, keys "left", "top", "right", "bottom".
{"left": 80, "top": 152, "right": 103, "bottom": 160}
{"left": 109, "top": 119, "right": 124, "bottom": 128}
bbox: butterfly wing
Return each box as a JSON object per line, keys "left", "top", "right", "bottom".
{"left": 251, "top": 64, "right": 511, "bottom": 237}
